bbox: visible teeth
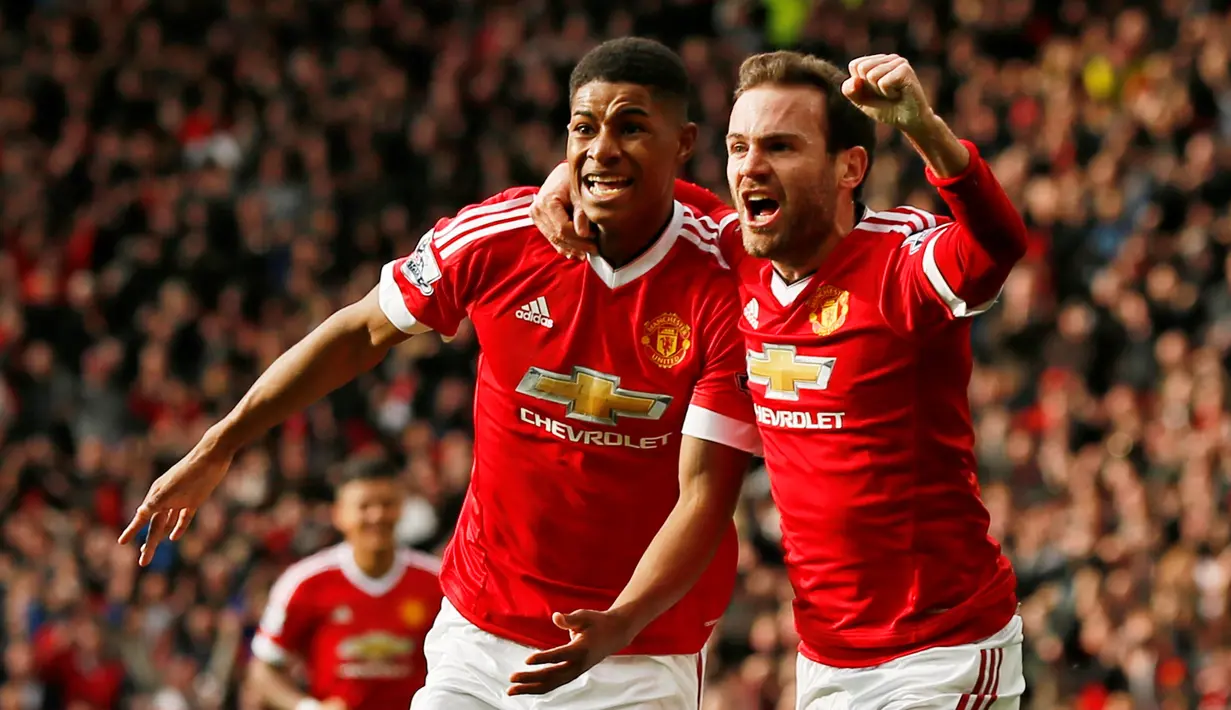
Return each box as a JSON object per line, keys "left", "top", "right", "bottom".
{"left": 590, "top": 183, "right": 626, "bottom": 195}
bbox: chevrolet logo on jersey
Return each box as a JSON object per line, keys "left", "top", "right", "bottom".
{"left": 747, "top": 345, "right": 836, "bottom": 401}
{"left": 516, "top": 366, "right": 672, "bottom": 426}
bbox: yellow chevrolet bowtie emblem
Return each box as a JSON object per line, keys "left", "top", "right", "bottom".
{"left": 746, "top": 344, "right": 836, "bottom": 401}
{"left": 516, "top": 366, "right": 672, "bottom": 426}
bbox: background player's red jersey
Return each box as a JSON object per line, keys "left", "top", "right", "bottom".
{"left": 252, "top": 544, "right": 443, "bottom": 708}
{"left": 377, "top": 188, "right": 759, "bottom": 656}
{"left": 679, "top": 141, "right": 1025, "bottom": 667}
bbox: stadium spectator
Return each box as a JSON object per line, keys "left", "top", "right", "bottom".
{"left": 1, "top": 1, "right": 1230, "bottom": 708}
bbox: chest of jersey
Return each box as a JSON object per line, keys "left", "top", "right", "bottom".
{"left": 307, "top": 580, "right": 436, "bottom": 683}
{"left": 467, "top": 254, "right": 710, "bottom": 446}
{"left": 736, "top": 268, "right": 911, "bottom": 434}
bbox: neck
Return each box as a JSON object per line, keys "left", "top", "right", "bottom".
{"left": 770, "top": 197, "right": 859, "bottom": 283}
{"left": 593, "top": 201, "right": 674, "bottom": 268}
{"left": 351, "top": 545, "right": 395, "bottom": 578}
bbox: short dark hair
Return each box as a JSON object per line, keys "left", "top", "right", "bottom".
{"left": 335, "top": 458, "right": 399, "bottom": 491}
{"left": 569, "top": 37, "right": 690, "bottom": 115}
{"left": 735, "top": 51, "right": 877, "bottom": 196}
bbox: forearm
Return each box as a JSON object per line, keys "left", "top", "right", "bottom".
{"left": 905, "top": 116, "right": 1028, "bottom": 267}
{"left": 901, "top": 112, "right": 970, "bottom": 179}
{"left": 208, "top": 293, "right": 406, "bottom": 455}
{"left": 247, "top": 660, "right": 315, "bottom": 710}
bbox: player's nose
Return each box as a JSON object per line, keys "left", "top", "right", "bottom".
{"left": 587, "top": 126, "right": 621, "bottom": 165}
{"left": 739, "top": 145, "right": 772, "bottom": 179}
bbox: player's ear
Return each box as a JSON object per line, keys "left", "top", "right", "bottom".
{"left": 834, "top": 146, "right": 869, "bottom": 193}
{"left": 677, "top": 121, "right": 698, "bottom": 164}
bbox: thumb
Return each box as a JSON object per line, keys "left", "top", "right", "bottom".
{"left": 553, "top": 609, "right": 597, "bottom": 632}
{"left": 574, "top": 209, "right": 591, "bottom": 239}
{"left": 841, "top": 76, "right": 861, "bottom": 101}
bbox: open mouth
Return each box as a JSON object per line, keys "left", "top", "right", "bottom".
{"left": 584, "top": 175, "right": 633, "bottom": 198}
{"left": 743, "top": 195, "right": 781, "bottom": 228}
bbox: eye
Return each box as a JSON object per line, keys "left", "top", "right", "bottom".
{"left": 728, "top": 142, "right": 747, "bottom": 155}
{"left": 769, "top": 141, "right": 791, "bottom": 152}
{"left": 622, "top": 124, "right": 646, "bottom": 135}
{"left": 571, "top": 123, "right": 594, "bottom": 136}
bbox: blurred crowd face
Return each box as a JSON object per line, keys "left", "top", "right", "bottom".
{"left": 333, "top": 479, "right": 404, "bottom": 556}
{"left": 567, "top": 81, "right": 696, "bottom": 241}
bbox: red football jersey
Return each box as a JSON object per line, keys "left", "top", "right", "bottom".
{"left": 377, "top": 188, "right": 760, "bottom": 655}
{"left": 677, "top": 141, "right": 1024, "bottom": 667}
{"left": 252, "top": 544, "right": 443, "bottom": 708}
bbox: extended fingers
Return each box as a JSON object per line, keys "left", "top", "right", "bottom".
{"left": 139, "top": 510, "right": 172, "bottom": 566}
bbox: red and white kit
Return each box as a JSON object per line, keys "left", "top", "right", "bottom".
{"left": 252, "top": 544, "right": 443, "bottom": 709}
{"left": 678, "top": 140, "right": 1028, "bottom": 708}
{"left": 378, "top": 188, "right": 759, "bottom": 708}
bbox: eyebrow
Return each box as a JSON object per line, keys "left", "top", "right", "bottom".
{"left": 572, "top": 106, "right": 652, "bottom": 119}
{"left": 726, "top": 131, "right": 803, "bottom": 142}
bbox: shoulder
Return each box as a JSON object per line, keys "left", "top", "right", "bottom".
{"left": 268, "top": 545, "right": 345, "bottom": 606}
{"left": 429, "top": 188, "right": 539, "bottom": 264}
{"left": 674, "top": 201, "right": 739, "bottom": 271}
{"left": 854, "top": 205, "right": 955, "bottom": 254}
{"left": 398, "top": 548, "right": 442, "bottom": 577}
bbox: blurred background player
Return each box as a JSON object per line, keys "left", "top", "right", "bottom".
{"left": 120, "top": 38, "right": 757, "bottom": 709}
{"left": 247, "top": 460, "right": 442, "bottom": 710}
{"left": 535, "top": 50, "right": 1029, "bottom": 707}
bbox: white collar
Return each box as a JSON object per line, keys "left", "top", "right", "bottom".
{"left": 338, "top": 543, "right": 407, "bottom": 597}
{"left": 585, "top": 201, "right": 685, "bottom": 289}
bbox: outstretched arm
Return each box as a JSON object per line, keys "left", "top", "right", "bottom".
{"left": 845, "top": 54, "right": 1027, "bottom": 324}
{"left": 119, "top": 288, "right": 421, "bottom": 564}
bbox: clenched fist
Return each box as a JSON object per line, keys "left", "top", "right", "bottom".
{"left": 841, "top": 54, "right": 934, "bottom": 132}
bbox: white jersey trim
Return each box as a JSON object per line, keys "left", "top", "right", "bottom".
{"left": 585, "top": 200, "right": 686, "bottom": 289}
{"left": 378, "top": 260, "right": 422, "bottom": 333}
{"left": 251, "top": 633, "right": 288, "bottom": 665}
{"left": 921, "top": 225, "right": 998, "bottom": 317}
{"left": 432, "top": 195, "right": 535, "bottom": 249}
{"left": 682, "top": 404, "right": 763, "bottom": 456}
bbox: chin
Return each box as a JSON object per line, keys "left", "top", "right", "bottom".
{"left": 742, "top": 229, "right": 781, "bottom": 259}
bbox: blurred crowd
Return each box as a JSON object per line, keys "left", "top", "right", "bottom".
{"left": 1, "top": 0, "right": 1230, "bottom": 708}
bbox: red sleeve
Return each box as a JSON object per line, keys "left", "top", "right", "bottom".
{"left": 674, "top": 179, "right": 744, "bottom": 268}
{"left": 251, "top": 569, "right": 316, "bottom": 666}
{"left": 879, "top": 141, "right": 1028, "bottom": 334}
{"left": 378, "top": 187, "right": 537, "bottom": 336}
{"left": 680, "top": 274, "right": 761, "bottom": 455}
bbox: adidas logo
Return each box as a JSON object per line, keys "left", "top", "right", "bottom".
{"left": 516, "top": 296, "right": 554, "bottom": 329}
{"left": 743, "top": 298, "right": 760, "bottom": 329}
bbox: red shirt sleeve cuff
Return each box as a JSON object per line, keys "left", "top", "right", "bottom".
{"left": 924, "top": 139, "right": 983, "bottom": 188}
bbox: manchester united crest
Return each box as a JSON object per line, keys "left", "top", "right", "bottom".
{"left": 807, "top": 285, "right": 850, "bottom": 337}
{"left": 400, "top": 599, "right": 427, "bottom": 628}
{"left": 641, "top": 313, "right": 692, "bottom": 368}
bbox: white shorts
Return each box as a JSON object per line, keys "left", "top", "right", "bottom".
{"left": 411, "top": 599, "right": 704, "bottom": 710}
{"left": 796, "top": 615, "right": 1025, "bottom": 710}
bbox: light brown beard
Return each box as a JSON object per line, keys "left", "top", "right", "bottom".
{"left": 740, "top": 169, "right": 838, "bottom": 265}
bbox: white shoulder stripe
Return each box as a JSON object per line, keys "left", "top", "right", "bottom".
{"left": 266, "top": 545, "right": 343, "bottom": 614}
{"left": 679, "top": 224, "right": 730, "bottom": 269}
{"left": 680, "top": 209, "right": 727, "bottom": 241}
{"left": 899, "top": 206, "right": 938, "bottom": 229}
{"left": 438, "top": 216, "right": 534, "bottom": 260}
{"left": 400, "top": 548, "right": 443, "bottom": 575}
{"left": 860, "top": 221, "right": 913, "bottom": 236}
{"left": 434, "top": 195, "right": 535, "bottom": 247}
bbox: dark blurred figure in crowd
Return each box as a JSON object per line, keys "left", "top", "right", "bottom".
{"left": 1, "top": 1, "right": 1230, "bottom": 708}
